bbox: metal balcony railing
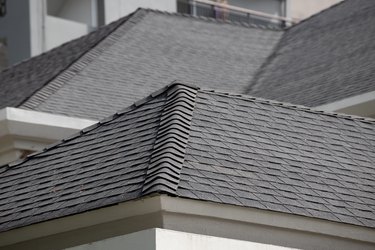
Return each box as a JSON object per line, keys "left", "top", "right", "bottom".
{"left": 177, "top": 0, "right": 296, "bottom": 28}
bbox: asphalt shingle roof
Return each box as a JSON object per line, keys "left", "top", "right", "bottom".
{"left": 0, "top": 9, "right": 282, "bottom": 120}
{"left": 247, "top": 0, "right": 375, "bottom": 106}
{"left": 0, "top": 12, "right": 132, "bottom": 109}
{"left": 1, "top": 83, "right": 374, "bottom": 232}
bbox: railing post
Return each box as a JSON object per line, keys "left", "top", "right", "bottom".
{"left": 190, "top": 0, "right": 197, "bottom": 16}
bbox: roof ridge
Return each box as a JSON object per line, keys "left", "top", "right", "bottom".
{"left": 142, "top": 83, "right": 199, "bottom": 195}
{"left": 20, "top": 9, "right": 148, "bottom": 110}
{"left": 0, "top": 82, "right": 192, "bottom": 170}
{"left": 202, "top": 88, "right": 375, "bottom": 124}
{"left": 285, "top": 0, "right": 346, "bottom": 31}
{"left": 142, "top": 8, "right": 283, "bottom": 31}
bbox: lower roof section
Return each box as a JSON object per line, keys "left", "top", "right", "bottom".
{"left": 1, "top": 195, "right": 374, "bottom": 250}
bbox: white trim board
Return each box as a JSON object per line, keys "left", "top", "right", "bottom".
{"left": 1, "top": 195, "right": 374, "bottom": 250}
{"left": 315, "top": 91, "right": 375, "bottom": 117}
{"left": 0, "top": 107, "right": 97, "bottom": 165}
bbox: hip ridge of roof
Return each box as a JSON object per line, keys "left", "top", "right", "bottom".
{"left": 142, "top": 82, "right": 199, "bottom": 195}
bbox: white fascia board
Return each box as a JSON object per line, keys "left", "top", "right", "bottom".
{"left": 2, "top": 195, "right": 374, "bottom": 248}
{"left": 159, "top": 196, "right": 375, "bottom": 245}
{"left": 0, "top": 107, "right": 97, "bottom": 140}
{"left": 315, "top": 91, "right": 375, "bottom": 115}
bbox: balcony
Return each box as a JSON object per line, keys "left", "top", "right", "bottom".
{"left": 177, "top": 0, "right": 295, "bottom": 28}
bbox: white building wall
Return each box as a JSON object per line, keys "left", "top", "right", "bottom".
{"left": 56, "top": 0, "right": 93, "bottom": 25}
{"left": 103, "top": 0, "right": 176, "bottom": 24}
{"left": 229, "top": 0, "right": 283, "bottom": 16}
{"left": 286, "top": 0, "right": 342, "bottom": 21}
{"left": 45, "top": 15, "right": 90, "bottom": 51}
{"left": 66, "top": 228, "right": 298, "bottom": 250}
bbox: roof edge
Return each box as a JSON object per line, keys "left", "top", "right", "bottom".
{"left": 202, "top": 89, "right": 375, "bottom": 124}
{"left": 2, "top": 195, "right": 373, "bottom": 249}
{"left": 1, "top": 82, "right": 196, "bottom": 171}
{"left": 19, "top": 9, "right": 148, "bottom": 110}
{"left": 142, "top": 82, "right": 199, "bottom": 195}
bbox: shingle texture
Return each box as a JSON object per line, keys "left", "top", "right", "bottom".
{"left": 0, "top": 89, "right": 168, "bottom": 232}
{"left": 0, "top": 9, "right": 281, "bottom": 120}
{"left": 247, "top": 0, "right": 375, "bottom": 106}
{"left": 0, "top": 13, "right": 131, "bottom": 109}
{"left": 1, "top": 83, "right": 374, "bottom": 232}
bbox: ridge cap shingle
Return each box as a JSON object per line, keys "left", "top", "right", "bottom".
{"left": 0, "top": 82, "right": 198, "bottom": 171}
{"left": 142, "top": 82, "right": 199, "bottom": 195}
{"left": 201, "top": 88, "right": 375, "bottom": 124}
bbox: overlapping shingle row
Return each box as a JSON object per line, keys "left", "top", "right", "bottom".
{"left": 0, "top": 9, "right": 282, "bottom": 120}
{"left": 179, "top": 89, "right": 375, "bottom": 227}
{"left": 248, "top": 0, "right": 375, "bottom": 106}
{"left": 0, "top": 83, "right": 374, "bottom": 232}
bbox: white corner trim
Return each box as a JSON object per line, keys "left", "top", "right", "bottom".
{"left": 315, "top": 91, "right": 375, "bottom": 114}
{"left": 0, "top": 107, "right": 97, "bottom": 140}
{"left": 0, "top": 107, "right": 97, "bottom": 165}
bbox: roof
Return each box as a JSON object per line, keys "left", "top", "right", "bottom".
{"left": 1, "top": 83, "right": 374, "bottom": 232}
{"left": 0, "top": 12, "right": 131, "bottom": 110}
{"left": 247, "top": 0, "right": 375, "bottom": 106}
{"left": 1, "top": 1, "right": 374, "bottom": 120}
{"left": 0, "top": 9, "right": 282, "bottom": 120}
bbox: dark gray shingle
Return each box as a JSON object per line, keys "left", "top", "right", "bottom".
{"left": 0, "top": 83, "right": 374, "bottom": 232}
{"left": 247, "top": 0, "right": 375, "bottom": 106}
{"left": 0, "top": 12, "right": 132, "bottom": 109}
{"left": 0, "top": 9, "right": 281, "bottom": 120}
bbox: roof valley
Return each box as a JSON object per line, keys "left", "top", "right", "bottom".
{"left": 142, "top": 83, "right": 199, "bottom": 195}
{"left": 19, "top": 9, "right": 149, "bottom": 111}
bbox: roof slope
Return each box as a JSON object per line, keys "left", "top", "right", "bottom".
{"left": 247, "top": 0, "right": 375, "bottom": 106}
{"left": 0, "top": 13, "right": 132, "bottom": 109}
{"left": 0, "top": 9, "right": 282, "bottom": 120}
{"left": 1, "top": 83, "right": 374, "bottom": 232}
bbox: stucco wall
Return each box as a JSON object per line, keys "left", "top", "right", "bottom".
{"left": 66, "top": 228, "right": 297, "bottom": 250}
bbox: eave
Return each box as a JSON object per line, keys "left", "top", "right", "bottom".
{"left": 1, "top": 195, "right": 374, "bottom": 250}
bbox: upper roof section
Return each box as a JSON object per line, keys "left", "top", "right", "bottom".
{"left": 1, "top": 83, "right": 374, "bottom": 233}
{"left": 0, "top": 9, "right": 281, "bottom": 120}
{"left": 247, "top": 0, "right": 375, "bottom": 106}
{"left": 0, "top": 12, "right": 131, "bottom": 110}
